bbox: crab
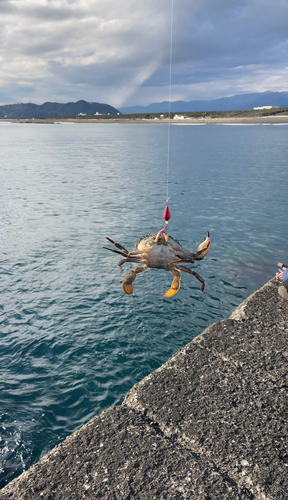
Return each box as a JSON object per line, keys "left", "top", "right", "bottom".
{"left": 104, "top": 231, "right": 210, "bottom": 297}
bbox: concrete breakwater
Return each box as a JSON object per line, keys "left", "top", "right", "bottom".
{"left": 1, "top": 278, "right": 287, "bottom": 499}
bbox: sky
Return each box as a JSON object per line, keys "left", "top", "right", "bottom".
{"left": 0, "top": 0, "right": 288, "bottom": 108}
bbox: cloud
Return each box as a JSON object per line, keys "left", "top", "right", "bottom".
{"left": 0, "top": 0, "right": 287, "bottom": 106}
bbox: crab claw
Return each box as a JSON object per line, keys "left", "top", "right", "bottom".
{"left": 197, "top": 231, "right": 210, "bottom": 257}
{"left": 165, "top": 275, "right": 181, "bottom": 298}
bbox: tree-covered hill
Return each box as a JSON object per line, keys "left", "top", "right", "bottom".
{"left": 0, "top": 100, "right": 120, "bottom": 118}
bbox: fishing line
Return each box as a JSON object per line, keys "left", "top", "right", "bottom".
{"left": 213, "top": 245, "right": 278, "bottom": 266}
{"left": 188, "top": 240, "right": 279, "bottom": 266}
{"left": 166, "top": 0, "right": 174, "bottom": 202}
{"left": 156, "top": 0, "right": 174, "bottom": 242}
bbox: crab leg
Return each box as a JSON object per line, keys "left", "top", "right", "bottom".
{"left": 128, "top": 249, "right": 150, "bottom": 257}
{"left": 104, "top": 246, "right": 147, "bottom": 263}
{"left": 122, "top": 265, "right": 147, "bottom": 295}
{"left": 164, "top": 268, "right": 181, "bottom": 298}
{"left": 168, "top": 258, "right": 195, "bottom": 265}
{"left": 103, "top": 246, "right": 128, "bottom": 258}
{"left": 117, "top": 257, "right": 144, "bottom": 271}
{"left": 105, "top": 237, "right": 129, "bottom": 255}
{"left": 177, "top": 265, "right": 205, "bottom": 292}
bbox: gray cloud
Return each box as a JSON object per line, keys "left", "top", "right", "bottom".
{"left": 0, "top": 0, "right": 287, "bottom": 106}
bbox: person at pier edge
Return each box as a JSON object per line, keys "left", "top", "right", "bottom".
{"left": 277, "top": 263, "right": 288, "bottom": 300}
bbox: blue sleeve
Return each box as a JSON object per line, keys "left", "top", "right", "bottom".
{"left": 282, "top": 268, "right": 288, "bottom": 282}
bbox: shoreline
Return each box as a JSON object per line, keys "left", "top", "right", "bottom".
{"left": 1, "top": 114, "right": 288, "bottom": 125}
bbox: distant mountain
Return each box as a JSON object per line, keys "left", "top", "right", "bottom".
{"left": 0, "top": 100, "right": 120, "bottom": 118}
{"left": 119, "top": 91, "right": 288, "bottom": 114}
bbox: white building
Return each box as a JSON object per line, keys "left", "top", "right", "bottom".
{"left": 253, "top": 106, "right": 279, "bottom": 110}
{"left": 173, "top": 114, "right": 189, "bottom": 120}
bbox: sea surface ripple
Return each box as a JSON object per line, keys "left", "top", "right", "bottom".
{"left": 0, "top": 121, "right": 287, "bottom": 487}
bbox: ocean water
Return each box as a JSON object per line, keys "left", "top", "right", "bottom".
{"left": 0, "top": 121, "right": 287, "bottom": 487}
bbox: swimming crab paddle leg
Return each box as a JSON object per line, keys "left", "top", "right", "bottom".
{"left": 177, "top": 265, "right": 205, "bottom": 292}
{"left": 122, "top": 265, "right": 148, "bottom": 295}
{"left": 165, "top": 269, "right": 181, "bottom": 298}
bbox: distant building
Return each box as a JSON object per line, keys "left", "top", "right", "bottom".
{"left": 253, "top": 106, "right": 279, "bottom": 110}
{"left": 173, "top": 114, "right": 189, "bottom": 120}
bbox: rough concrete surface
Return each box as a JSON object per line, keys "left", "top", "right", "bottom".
{"left": 1, "top": 278, "right": 287, "bottom": 499}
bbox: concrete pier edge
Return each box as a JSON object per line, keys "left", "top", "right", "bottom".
{"left": 0, "top": 278, "right": 287, "bottom": 499}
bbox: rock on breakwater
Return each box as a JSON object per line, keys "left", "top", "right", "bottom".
{"left": 0, "top": 278, "right": 287, "bottom": 499}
